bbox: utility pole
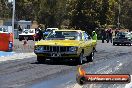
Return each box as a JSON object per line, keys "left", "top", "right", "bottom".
{"left": 12, "top": 0, "right": 15, "bottom": 38}
{"left": 117, "top": 0, "right": 121, "bottom": 29}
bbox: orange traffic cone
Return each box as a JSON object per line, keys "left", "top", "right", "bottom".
{"left": 78, "top": 66, "right": 86, "bottom": 76}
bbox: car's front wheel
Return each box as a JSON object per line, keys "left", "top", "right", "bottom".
{"left": 86, "top": 51, "right": 94, "bottom": 62}
{"left": 113, "top": 42, "right": 116, "bottom": 46}
{"left": 76, "top": 53, "right": 84, "bottom": 65}
{"left": 19, "top": 38, "right": 22, "bottom": 41}
{"left": 129, "top": 43, "right": 131, "bottom": 46}
{"left": 37, "top": 56, "right": 46, "bottom": 63}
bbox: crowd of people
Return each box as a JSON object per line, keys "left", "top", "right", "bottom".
{"left": 18, "top": 24, "right": 121, "bottom": 43}
{"left": 101, "top": 28, "right": 119, "bottom": 43}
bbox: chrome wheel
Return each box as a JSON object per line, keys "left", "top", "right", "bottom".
{"left": 76, "top": 53, "right": 84, "bottom": 65}
{"left": 79, "top": 53, "right": 83, "bottom": 64}
{"left": 87, "top": 51, "right": 94, "bottom": 62}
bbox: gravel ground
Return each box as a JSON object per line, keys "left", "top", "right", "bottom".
{"left": 13, "top": 39, "right": 35, "bottom": 53}
{"left": 0, "top": 40, "right": 132, "bottom": 88}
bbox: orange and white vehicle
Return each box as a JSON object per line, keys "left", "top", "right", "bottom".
{"left": 0, "top": 27, "right": 13, "bottom": 51}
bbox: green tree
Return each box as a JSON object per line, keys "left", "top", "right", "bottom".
{"left": 69, "top": 0, "right": 101, "bottom": 32}
{"left": 0, "top": 0, "right": 12, "bottom": 18}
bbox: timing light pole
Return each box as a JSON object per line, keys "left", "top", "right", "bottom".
{"left": 117, "top": 0, "right": 121, "bottom": 29}
{"left": 12, "top": 0, "right": 15, "bottom": 39}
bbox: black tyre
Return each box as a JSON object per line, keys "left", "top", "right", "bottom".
{"left": 86, "top": 51, "right": 94, "bottom": 62}
{"left": 37, "top": 56, "right": 46, "bottom": 63}
{"left": 129, "top": 43, "right": 131, "bottom": 46}
{"left": 19, "top": 38, "right": 22, "bottom": 41}
{"left": 117, "top": 43, "right": 119, "bottom": 46}
{"left": 76, "top": 53, "right": 84, "bottom": 65}
{"left": 35, "top": 38, "right": 38, "bottom": 41}
{"left": 113, "top": 43, "right": 116, "bottom": 46}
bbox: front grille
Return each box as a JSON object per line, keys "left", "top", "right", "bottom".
{"left": 42, "top": 46, "right": 70, "bottom": 52}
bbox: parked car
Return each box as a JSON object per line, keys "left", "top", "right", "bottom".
{"left": 43, "top": 28, "right": 59, "bottom": 38}
{"left": 113, "top": 32, "right": 131, "bottom": 46}
{"left": 34, "top": 30, "right": 95, "bottom": 65}
{"left": 19, "top": 29, "right": 36, "bottom": 41}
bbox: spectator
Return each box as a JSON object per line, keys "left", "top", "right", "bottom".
{"left": 109, "top": 28, "right": 113, "bottom": 43}
{"left": 106, "top": 28, "right": 113, "bottom": 43}
{"left": 37, "top": 25, "right": 43, "bottom": 41}
{"left": 92, "top": 31, "right": 97, "bottom": 52}
{"left": 101, "top": 29, "right": 106, "bottom": 43}
{"left": 92, "top": 31, "right": 97, "bottom": 41}
{"left": 115, "top": 28, "right": 119, "bottom": 36}
{"left": 18, "top": 25, "right": 22, "bottom": 34}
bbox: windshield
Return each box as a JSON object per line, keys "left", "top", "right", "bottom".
{"left": 29, "top": 29, "right": 34, "bottom": 33}
{"left": 46, "top": 31, "right": 82, "bottom": 40}
{"left": 0, "top": 28, "right": 8, "bottom": 32}
{"left": 126, "top": 33, "right": 131, "bottom": 38}
{"left": 46, "top": 29, "right": 52, "bottom": 32}
{"left": 3, "top": 28, "right": 8, "bottom": 32}
{"left": 116, "top": 32, "right": 126, "bottom": 37}
{"left": 23, "top": 29, "right": 29, "bottom": 34}
{"left": 0, "top": 28, "right": 2, "bottom": 32}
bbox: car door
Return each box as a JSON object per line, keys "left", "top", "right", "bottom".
{"left": 83, "top": 32, "right": 93, "bottom": 56}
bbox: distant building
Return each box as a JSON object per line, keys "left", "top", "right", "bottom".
{"left": 17, "top": 20, "right": 32, "bottom": 29}
{"left": 3, "top": 19, "right": 32, "bottom": 39}
{"left": 4, "top": 19, "right": 32, "bottom": 29}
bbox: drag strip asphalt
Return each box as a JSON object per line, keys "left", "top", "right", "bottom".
{"left": 0, "top": 41, "right": 132, "bottom": 88}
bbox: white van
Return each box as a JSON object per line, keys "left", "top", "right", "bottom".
{"left": 19, "top": 29, "right": 35, "bottom": 41}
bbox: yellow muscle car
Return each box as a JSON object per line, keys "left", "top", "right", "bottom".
{"left": 34, "top": 30, "right": 95, "bottom": 65}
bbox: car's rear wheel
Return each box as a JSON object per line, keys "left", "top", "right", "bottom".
{"left": 37, "top": 56, "right": 46, "bottom": 63}
{"left": 19, "top": 38, "right": 22, "bottom": 41}
{"left": 113, "top": 42, "right": 116, "bottom": 46}
{"left": 87, "top": 51, "right": 94, "bottom": 62}
{"left": 128, "top": 43, "right": 131, "bottom": 46}
{"left": 117, "top": 43, "right": 119, "bottom": 46}
{"left": 76, "top": 53, "right": 84, "bottom": 65}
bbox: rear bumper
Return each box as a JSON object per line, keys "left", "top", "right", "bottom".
{"left": 113, "top": 41, "right": 131, "bottom": 44}
{"left": 19, "top": 35, "right": 34, "bottom": 40}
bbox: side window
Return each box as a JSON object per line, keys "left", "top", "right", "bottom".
{"left": 84, "top": 32, "right": 91, "bottom": 41}
{"left": 84, "top": 32, "right": 89, "bottom": 41}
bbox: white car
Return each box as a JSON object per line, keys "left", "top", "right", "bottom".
{"left": 19, "top": 29, "right": 35, "bottom": 41}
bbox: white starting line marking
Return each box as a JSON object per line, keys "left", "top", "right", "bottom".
{"left": 72, "top": 83, "right": 82, "bottom": 88}
{"left": 0, "top": 53, "right": 36, "bottom": 62}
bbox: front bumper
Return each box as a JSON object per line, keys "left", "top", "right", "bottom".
{"left": 34, "top": 50, "right": 79, "bottom": 58}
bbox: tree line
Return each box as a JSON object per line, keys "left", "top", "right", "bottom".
{"left": 0, "top": 0, "right": 132, "bottom": 31}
